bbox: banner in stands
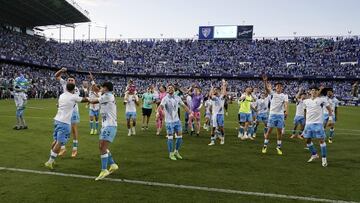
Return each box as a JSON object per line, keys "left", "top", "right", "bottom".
{"left": 198, "top": 26, "right": 214, "bottom": 40}
{"left": 237, "top": 25, "right": 253, "bottom": 40}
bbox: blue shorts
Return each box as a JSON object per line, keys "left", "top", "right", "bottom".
{"left": 53, "top": 120, "right": 71, "bottom": 145}
{"left": 71, "top": 111, "right": 80, "bottom": 124}
{"left": 16, "top": 106, "right": 26, "bottom": 118}
{"left": 205, "top": 112, "right": 211, "bottom": 119}
{"left": 100, "top": 126, "right": 117, "bottom": 142}
{"left": 212, "top": 114, "right": 224, "bottom": 128}
{"left": 267, "top": 114, "right": 285, "bottom": 129}
{"left": 126, "top": 112, "right": 137, "bottom": 120}
{"left": 251, "top": 109, "right": 257, "bottom": 118}
{"left": 257, "top": 112, "right": 268, "bottom": 122}
{"left": 89, "top": 109, "right": 99, "bottom": 118}
{"left": 238, "top": 113, "right": 253, "bottom": 123}
{"left": 293, "top": 115, "right": 305, "bottom": 126}
{"left": 323, "top": 114, "right": 336, "bottom": 124}
{"left": 165, "top": 120, "right": 182, "bottom": 135}
{"left": 303, "top": 123, "right": 325, "bottom": 139}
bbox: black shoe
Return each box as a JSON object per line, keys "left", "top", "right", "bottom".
{"left": 196, "top": 133, "right": 200, "bottom": 137}
{"left": 13, "top": 126, "right": 20, "bottom": 130}
{"left": 23, "top": 126, "right": 28, "bottom": 130}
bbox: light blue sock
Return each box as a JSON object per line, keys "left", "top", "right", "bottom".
{"left": 90, "top": 121, "right": 94, "bottom": 129}
{"left": 95, "top": 121, "right": 99, "bottom": 130}
{"left": 307, "top": 142, "right": 317, "bottom": 155}
{"left": 175, "top": 136, "right": 183, "bottom": 150}
{"left": 101, "top": 153, "right": 109, "bottom": 170}
{"left": 239, "top": 126, "right": 244, "bottom": 134}
{"left": 329, "top": 128, "right": 335, "bottom": 138}
{"left": 320, "top": 143, "right": 327, "bottom": 158}
{"left": 248, "top": 125, "right": 253, "bottom": 135}
{"left": 263, "top": 139, "right": 269, "bottom": 147}
{"left": 254, "top": 124, "right": 258, "bottom": 134}
{"left": 167, "top": 136, "right": 174, "bottom": 153}
{"left": 107, "top": 150, "right": 115, "bottom": 165}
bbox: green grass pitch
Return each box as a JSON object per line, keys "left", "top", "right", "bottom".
{"left": 0, "top": 98, "right": 359, "bottom": 202}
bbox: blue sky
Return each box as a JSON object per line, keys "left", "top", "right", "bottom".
{"left": 43, "top": 0, "right": 360, "bottom": 41}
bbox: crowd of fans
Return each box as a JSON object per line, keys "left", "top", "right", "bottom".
{"left": 0, "top": 63, "right": 356, "bottom": 101}
{"left": 1, "top": 26, "right": 359, "bottom": 76}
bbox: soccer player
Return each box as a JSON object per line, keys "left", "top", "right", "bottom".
{"left": 261, "top": 76, "right": 289, "bottom": 155}
{"left": 44, "top": 83, "right": 88, "bottom": 170}
{"left": 155, "top": 85, "right": 167, "bottom": 136}
{"left": 12, "top": 74, "right": 29, "bottom": 130}
{"left": 238, "top": 87, "right": 255, "bottom": 140}
{"left": 208, "top": 79, "right": 227, "bottom": 146}
{"left": 124, "top": 86, "right": 139, "bottom": 136}
{"left": 158, "top": 84, "right": 191, "bottom": 160}
{"left": 55, "top": 68, "right": 81, "bottom": 157}
{"left": 253, "top": 93, "right": 270, "bottom": 138}
{"left": 323, "top": 89, "right": 339, "bottom": 143}
{"left": 188, "top": 86, "right": 203, "bottom": 136}
{"left": 89, "top": 84, "right": 101, "bottom": 135}
{"left": 141, "top": 86, "right": 155, "bottom": 130}
{"left": 184, "top": 93, "right": 193, "bottom": 134}
{"left": 303, "top": 86, "right": 333, "bottom": 167}
{"left": 88, "top": 78, "right": 119, "bottom": 180}
{"left": 291, "top": 88, "right": 306, "bottom": 139}
{"left": 203, "top": 94, "right": 212, "bottom": 131}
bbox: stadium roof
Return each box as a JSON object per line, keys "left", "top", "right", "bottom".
{"left": 0, "top": 0, "right": 90, "bottom": 27}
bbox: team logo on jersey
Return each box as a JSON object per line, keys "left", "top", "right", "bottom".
{"left": 202, "top": 28, "right": 212, "bottom": 38}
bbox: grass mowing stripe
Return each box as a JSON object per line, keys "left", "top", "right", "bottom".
{"left": 0, "top": 166, "right": 357, "bottom": 203}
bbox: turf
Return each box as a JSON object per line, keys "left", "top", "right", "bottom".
{"left": 0, "top": 98, "right": 359, "bottom": 203}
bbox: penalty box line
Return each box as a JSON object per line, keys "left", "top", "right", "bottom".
{"left": 0, "top": 166, "right": 357, "bottom": 203}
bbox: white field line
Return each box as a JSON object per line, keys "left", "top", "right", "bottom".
{"left": 27, "top": 106, "right": 47, "bottom": 110}
{"left": 1, "top": 115, "right": 360, "bottom": 133}
{"left": 0, "top": 166, "right": 358, "bottom": 203}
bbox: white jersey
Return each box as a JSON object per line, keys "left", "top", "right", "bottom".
{"left": 186, "top": 95, "right": 192, "bottom": 109}
{"left": 211, "top": 95, "right": 225, "bottom": 115}
{"left": 54, "top": 92, "right": 83, "bottom": 124}
{"left": 205, "top": 99, "right": 212, "bottom": 114}
{"left": 269, "top": 91, "right": 288, "bottom": 115}
{"left": 60, "top": 78, "right": 80, "bottom": 112}
{"left": 89, "top": 91, "right": 100, "bottom": 111}
{"left": 256, "top": 96, "right": 270, "bottom": 114}
{"left": 124, "top": 94, "right": 138, "bottom": 113}
{"left": 323, "top": 96, "right": 339, "bottom": 115}
{"left": 160, "top": 94, "right": 184, "bottom": 123}
{"left": 295, "top": 98, "right": 305, "bottom": 116}
{"left": 99, "top": 92, "right": 117, "bottom": 127}
{"left": 304, "top": 97, "right": 329, "bottom": 124}
{"left": 13, "top": 92, "right": 27, "bottom": 108}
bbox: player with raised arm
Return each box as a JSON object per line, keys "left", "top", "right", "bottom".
{"left": 87, "top": 74, "right": 119, "bottom": 180}
{"left": 12, "top": 74, "right": 29, "bottom": 130}
{"left": 237, "top": 86, "right": 255, "bottom": 140}
{"left": 188, "top": 86, "right": 204, "bottom": 136}
{"left": 291, "top": 87, "right": 306, "bottom": 139}
{"left": 203, "top": 93, "right": 212, "bottom": 131}
{"left": 208, "top": 79, "right": 227, "bottom": 146}
{"left": 89, "top": 84, "right": 101, "bottom": 135}
{"left": 323, "top": 89, "right": 339, "bottom": 143}
{"left": 303, "top": 86, "right": 333, "bottom": 167}
{"left": 44, "top": 83, "right": 88, "bottom": 170}
{"left": 124, "top": 85, "right": 139, "bottom": 136}
{"left": 158, "top": 84, "right": 191, "bottom": 160}
{"left": 55, "top": 68, "right": 81, "bottom": 157}
{"left": 261, "top": 75, "right": 289, "bottom": 155}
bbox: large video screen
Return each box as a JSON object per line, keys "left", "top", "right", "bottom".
{"left": 213, "top": 25, "right": 237, "bottom": 39}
